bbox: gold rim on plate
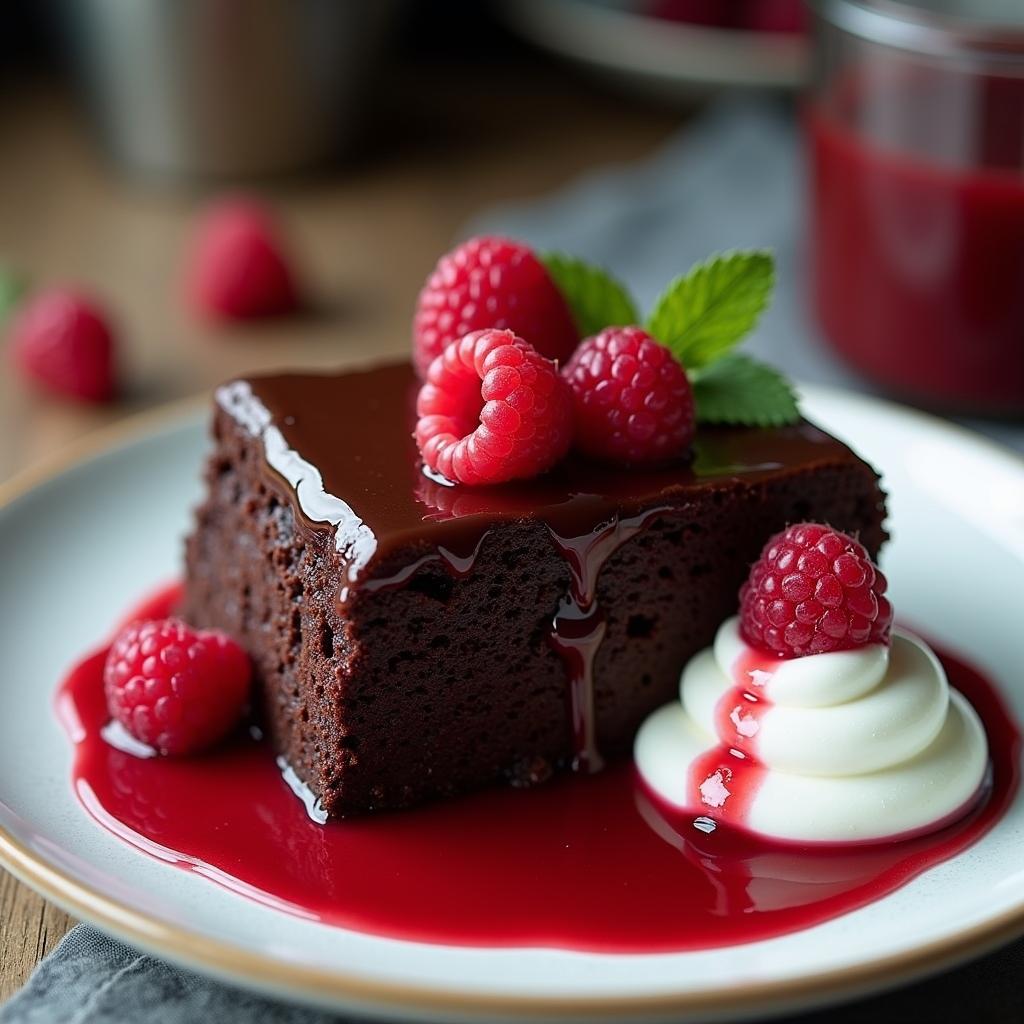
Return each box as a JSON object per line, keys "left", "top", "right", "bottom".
{"left": 1, "top": 392, "right": 1023, "bottom": 1020}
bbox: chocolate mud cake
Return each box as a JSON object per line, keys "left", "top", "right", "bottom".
{"left": 183, "top": 361, "right": 886, "bottom": 817}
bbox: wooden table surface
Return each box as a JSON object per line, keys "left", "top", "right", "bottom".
{"left": 0, "top": 66, "right": 681, "bottom": 1000}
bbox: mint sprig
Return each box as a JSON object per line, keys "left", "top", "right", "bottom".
{"left": 646, "top": 250, "right": 774, "bottom": 370}
{"left": 538, "top": 245, "right": 798, "bottom": 428}
{"left": 691, "top": 354, "right": 799, "bottom": 428}
{"left": 540, "top": 252, "right": 639, "bottom": 339}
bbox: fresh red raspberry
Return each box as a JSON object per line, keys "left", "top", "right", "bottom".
{"left": 104, "top": 619, "right": 252, "bottom": 755}
{"left": 412, "top": 236, "right": 578, "bottom": 379}
{"left": 561, "top": 326, "right": 695, "bottom": 464}
{"left": 415, "top": 329, "right": 573, "bottom": 486}
{"left": 186, "top": 199, "right": 299, "bottom": 321}
{"left": 739, "top": 523, "right": 893, "bottom": 658}
{"left": 9, "top": 289, "right": 116, "bottom": 403}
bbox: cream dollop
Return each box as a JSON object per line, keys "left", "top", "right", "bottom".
{"left": 635, "top": 618, "right": 989, "bottom": 843}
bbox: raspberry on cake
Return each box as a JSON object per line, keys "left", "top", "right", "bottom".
{"left": 183, "top": 361, "right": 887, "bottom": 817}
{"left": 413, "top": 236, "right": 579, "bottom": 378}
{"left": 414, "top": 328, "right": 573, "bottom": 486}
{"left": 562, "top": 326, "right": 695, "bottom": 464}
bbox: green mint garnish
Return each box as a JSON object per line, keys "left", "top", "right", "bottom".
{"left": 691, "top": 354, "right": 800, "bottom": 427}
{"left": 646, "top": 250, "right": 774, "bottom": 370}
{"left": 540, "top": 252, "right": 639, "bottom": 339}
{"left": 541, "top": 244, "right": 797, "bottom": 428}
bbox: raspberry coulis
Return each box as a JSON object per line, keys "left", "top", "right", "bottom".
{"left": 57, "top": 584, "right": 1019, "bottom": 953}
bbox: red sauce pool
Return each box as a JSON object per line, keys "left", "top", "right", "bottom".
{"left": 808, "top": 98, "right": 1024, "bottom": 413}
{"left": 57, "top": 584, "right": 1020, "bottom": 953}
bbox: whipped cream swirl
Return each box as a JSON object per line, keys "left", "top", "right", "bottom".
{"left": 635, "top": 617, "right": 988, "bottom": 842}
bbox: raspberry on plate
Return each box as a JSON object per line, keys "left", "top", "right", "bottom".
{"left": 561, "top": 326, "right": 695, "bottom": 464}
{"left": 739, "top": 522, "right": 894, "bottom": 658}
{"left": 9, "top": 289, "right": 116, "bottom": 403}
{"left": 415, "top": 328, "right": 573, "bottom": 486}
{"left": 186, "top": 199, "right": 299, "bottom": 321}
{"left": 104, "top": 618, "right": 252, "bottom": 755}
{"left": 413, "top": 236, "right": 578, "bottom": 379}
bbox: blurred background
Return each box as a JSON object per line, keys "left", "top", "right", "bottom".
{"left": 1, "top": 0, "right": 1022, "bottom": 488}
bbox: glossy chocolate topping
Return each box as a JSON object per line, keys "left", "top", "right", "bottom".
{"left": 218, "top": 361, "right": 852, "bottom": 587}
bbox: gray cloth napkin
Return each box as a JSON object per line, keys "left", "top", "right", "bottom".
{"left": 0, "top": 927, "right": 339, "bottom": 1024}
{"left": 3, "top": 923, "right": 1024, "bottom": 1023}
{"left": 4, "top": 101, "right": 1022, "bottom": 1023}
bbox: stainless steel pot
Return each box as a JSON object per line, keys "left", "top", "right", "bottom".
{"left": 60, "top": 0, "right": 398, "bottom": 182}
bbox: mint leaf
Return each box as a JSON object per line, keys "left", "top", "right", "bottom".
{"left": 646, "top": 250, "right": 774, "bottom": 368}
{"left": 0, "top": 268, "right": 25, "bottom": 323}
{"left": 540, "top": 252, "right": 640, "bottom": 338}
{"left": 692, "top": 354, "right": 800, "bottom": 427}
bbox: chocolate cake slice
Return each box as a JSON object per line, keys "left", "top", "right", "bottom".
{"left": 183, "top": 361, "right": 886, "bottom": 817}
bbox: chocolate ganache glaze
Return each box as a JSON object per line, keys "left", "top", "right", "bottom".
{"left": 217, "top": 363, "right": 843, "bottom": 555}
{"left": 209, "top": 362, "right": 883, "bottom": 787}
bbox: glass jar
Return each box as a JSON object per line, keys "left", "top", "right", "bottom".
{"left": 807, "top": 0, "right": 1024, "bottom": 415}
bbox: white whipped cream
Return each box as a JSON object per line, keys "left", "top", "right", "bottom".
{"left": 635, "top": 617, "right": 988, "bottom": 843}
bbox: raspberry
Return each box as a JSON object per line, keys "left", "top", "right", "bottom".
{"left": 561, "top": 326, "right": 695, "bottom": 464}
{"left": 739, "top": 523, "right": 894, "bottom": 658}
{"left": 413, "top": 236, "right": 578, "bottom": 379}
{"left": 9, "top": 289, "right": 116, "bottom": 403}
{"left": 104, "top": 619, "right": 251, "bottom": 755}
{"left": 415, "top": 329, "right": 573, "bottom": 486}
{"left": 186, "top": 199, "right": 299, "bottom": 321}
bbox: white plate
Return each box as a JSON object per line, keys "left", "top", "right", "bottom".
{"left": 1, "top": 385, "right": 1023, "bottom": 1023}
{"left": 498, "top": 0, "right": 807, "bottom": 97}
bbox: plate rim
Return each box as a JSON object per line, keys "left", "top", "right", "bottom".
{"left": 2, "top": 385, "right": 1023, "bottom": 1020}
